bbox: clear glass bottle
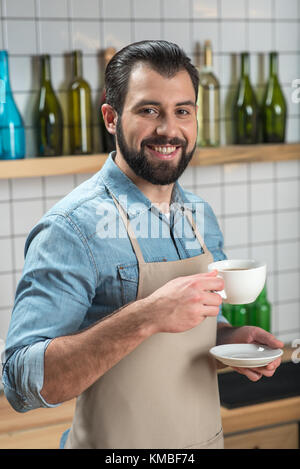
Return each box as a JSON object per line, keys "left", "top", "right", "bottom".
{"left": 197, "top": 40, "right": 220, "bottom": 147}
{"left": 36, "top": 54, "right": 63, "bottom": 156}
{"left": 0, "top": 50, "right": 25, "bottom": 160}
{"left": 68, "top": 50, "right": 93, "bottom": 155}
{"left": 262, "top": 52, "right": 287, "bottom": 143}
{"left": 232, "top": 52, "right": 259, "bottom": 144}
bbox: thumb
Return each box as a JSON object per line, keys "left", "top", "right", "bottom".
{"left": 254, "top": 327, "right": 284, "bottom": 349}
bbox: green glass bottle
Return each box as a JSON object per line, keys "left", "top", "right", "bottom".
{"left": 68, "top": 50, "right": 93, "bottom": 155}
{"left": 261, "top": 52, "right": 287, "bottom": 143}
{"left": 232, "top": 304, "right": 248, "bottom": 327}
{"left": 36, "top": 54, "right": 63, "bottom": 156}
{"left": 197, "top": 40, "right": 220, "bottom": 147}
{"left": 221, "top": 303, "right": 233, "bottom": 324}
{"left": 255, "top": 285, "right": 271, "bottom": 332}
{"left": 233, "top": 52, "right": 259, "bottom": 144}
{"left": 246, "top": 300, "right": 257, "bottom": 326}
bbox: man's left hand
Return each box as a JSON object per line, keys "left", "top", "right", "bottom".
{"left": 216, "top": 324, "right": 284, "bottom": 382}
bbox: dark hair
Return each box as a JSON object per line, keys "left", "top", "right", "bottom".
{"left": 105, "top": 40, "right": 199, "bottom": 115}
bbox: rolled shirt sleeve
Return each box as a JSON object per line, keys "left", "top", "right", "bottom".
{"left": 2, "top": 213, "right": 97, "bottom": 412}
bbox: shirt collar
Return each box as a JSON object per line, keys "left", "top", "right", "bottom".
{"left": 98, "top": 152, "right": 195, "bottom": 219}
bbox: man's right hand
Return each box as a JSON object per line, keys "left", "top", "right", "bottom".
{"left": 143, "top": 269, "right": 224, "bottom": 334}
{"left": 41, "top": 270, "right": 224, "bottom": 405}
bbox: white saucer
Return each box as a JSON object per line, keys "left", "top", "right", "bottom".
{"left": 209, "top": 344, "right": 283, "bottom": 368}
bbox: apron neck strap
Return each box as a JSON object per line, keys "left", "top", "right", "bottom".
{"left": 111, "top": 192, "right": 209, "bottom": 263}
{"left": 183, "top": 208, "right": 209, "bottom": 254}
{"left": 110, "top": 193, "right": 145, "bottom": 263}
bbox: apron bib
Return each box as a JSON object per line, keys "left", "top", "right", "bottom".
{"left": 65, "top": 196, "right": 223, "bottom": 449}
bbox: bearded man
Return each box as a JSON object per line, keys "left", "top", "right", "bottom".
{"left": 3, "top": 41, "right": 283, "bottom": 449}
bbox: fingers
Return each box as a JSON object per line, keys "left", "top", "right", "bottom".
{"left": 175, "top": 270, "right": 224, "bottom": 292}
{"left": 252, "top": 327, "right": 284, "bottom": 349}
{"left": 232, "top": 358, "right": 282, "bottom": 382}
{"left": 194, "top": 276, "right": 224, "bottom": 293}
{"left": 232, "top": 367, "right": 263, "bottom": 382}
{"left": 200, "top": 305, "right": 221, "bottom": 317}
{"left": 189, "top": 269, "right": 219, "bottom": 277}
{"left": 205, "top": 269, "right": 219, "bottom": 276}
{"left": 200, "top": 290, "right": 223, "bottom": 306}
{"left": 265, "top": 357, "right": 282, "bottom": 371}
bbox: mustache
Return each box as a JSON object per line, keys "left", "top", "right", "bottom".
{"left": 141, "top": 137, "right": 187, "bottom": 148}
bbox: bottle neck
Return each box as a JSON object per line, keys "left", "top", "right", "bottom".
{"left": 0, "top": 51, "right": 12, "bottom": 90}
{"left": 73, "top": 51, "right": 83, "bottom": 78}
{"left": 40, "top": 55, "right": 52, "bottom": 84}
{"left": 269, "top": 52, "right": 278, "bottom": 77}
{"left": 204, "top": 43, "right": 212, "bottom": 68}
{"left": 241, "top": 53, "right": 250, "bottom": 77}
{"left": 258, "top": 285, "right": 267, "bottom": 301}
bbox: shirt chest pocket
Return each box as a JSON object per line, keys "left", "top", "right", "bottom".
{"left": 117, "top": 263, "right": 139, "bottom": 305}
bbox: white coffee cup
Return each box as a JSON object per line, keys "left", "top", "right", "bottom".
{"left": 207, "top": 259, "right": 266, "bottom": 305}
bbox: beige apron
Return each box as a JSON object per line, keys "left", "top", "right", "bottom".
{"left": 65, "top": 197, "right": 223, "bottom": 449}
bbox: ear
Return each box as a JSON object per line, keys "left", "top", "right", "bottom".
{"left": 101, "top": 103, "right": 118, "bottom": 135}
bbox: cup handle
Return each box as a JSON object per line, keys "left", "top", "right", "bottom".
{"left": 217, "top": 289, "right": 227, "bottom": 300}
{"left": 214, "top": 274, "right": 227, "bottom": 301}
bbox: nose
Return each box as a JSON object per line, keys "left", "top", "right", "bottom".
{"left": 155, "top": 114, "right": 178, "bottom": 138}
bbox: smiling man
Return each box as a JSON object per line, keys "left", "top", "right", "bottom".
{"left": 112, "top": 66, "right": 196, "bottom": 186}
{"left": 2, "top": 41, "right": 283, "bottom": 450}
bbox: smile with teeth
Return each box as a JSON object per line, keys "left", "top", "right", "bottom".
{"left": 148, "top": 145, "right": 178, "bottom": 154}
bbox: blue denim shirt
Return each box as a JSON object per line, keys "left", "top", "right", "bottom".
{"left": 2, "top": 153, "right": 227, "bottom": 413}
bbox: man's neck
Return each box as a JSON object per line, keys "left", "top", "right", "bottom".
{"left": 114, "top": 151, "right": 174, "bottom": 212}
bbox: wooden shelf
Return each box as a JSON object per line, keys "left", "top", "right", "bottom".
{"left": 192, "top": 143, "right": 300, "bottom": 166}
{"left": 0, "top": 154, "right": 107, "bottom": 180}
{"left": 0, "top": 143, "right": 299, "bottom": 179}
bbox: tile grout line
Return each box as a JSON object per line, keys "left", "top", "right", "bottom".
{"left": 7, "top": 179, "right": 16, "bottom": 299}
{"left": 273, "top": 161, "right": 279, "bottom": 335}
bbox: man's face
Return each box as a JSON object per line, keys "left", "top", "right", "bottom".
{"left": 115, "top": 63, "right": 198, "bottom": 185}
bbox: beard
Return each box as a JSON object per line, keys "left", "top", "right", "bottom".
{"left": 115, "top": 118, "right": 196, "bottom": 185}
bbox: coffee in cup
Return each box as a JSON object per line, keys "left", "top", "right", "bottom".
{"left": 207, "top": 259, "right": 266, "bottom": 305}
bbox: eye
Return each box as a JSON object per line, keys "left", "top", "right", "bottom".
{"left": 176, "top": 108, "right": 190, "bottom": 116}
{"left": 139, "top": 108, "right": 157, "bottom": 116}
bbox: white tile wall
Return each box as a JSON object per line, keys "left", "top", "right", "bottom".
{"left": 248, "top": 0, "right": 272, "bottom": 19}
{"left": 102, "top": 0, "right": 132, "bottom": 19}
{"left": 220, "top": 21, "right": 247, "bottom": 53}
{"left": 249, "top": 22, "right": 273, "bottom": 53}
{"left": 192, "top": 0, "right": 218, "bottom": 19}
{"left": 3, "top": 0, "right": 36, "bottom": 18}
{"left": 276, "top": 23, "right": 299, "bottom": 52}
{"left": 39, "top": 21, "right": 70, "bottom": 55}
{"left": 221, "top": 0, "right": 247, "bottom": 19}
{"left": 5, "top": 20, "right": 37, "bottom": 54}
{"left": 133, "top": 0, "right": 161, "bottom": 19}
{"left": 162, "top": 0, "right": 190, "bottom": 20}
{"left": 134, "top": 21, "right": 162, "bottom": 43}
{"left": 0, "top": 1, "right": 299, "bottom": 347}
{"left": 251, "top": 181, "right": 275, "bottom": 212}
{"left": 70, "top": 0, "right": 101, "bottom": 19}
{"left": 38, "top": 0, "right": 68, "bottom": 18}
{"left": 193, "top": 21, "right": 219, "bottom": 54}
{"left": 274, "top": 0, "right": 299, "bottom": 20}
